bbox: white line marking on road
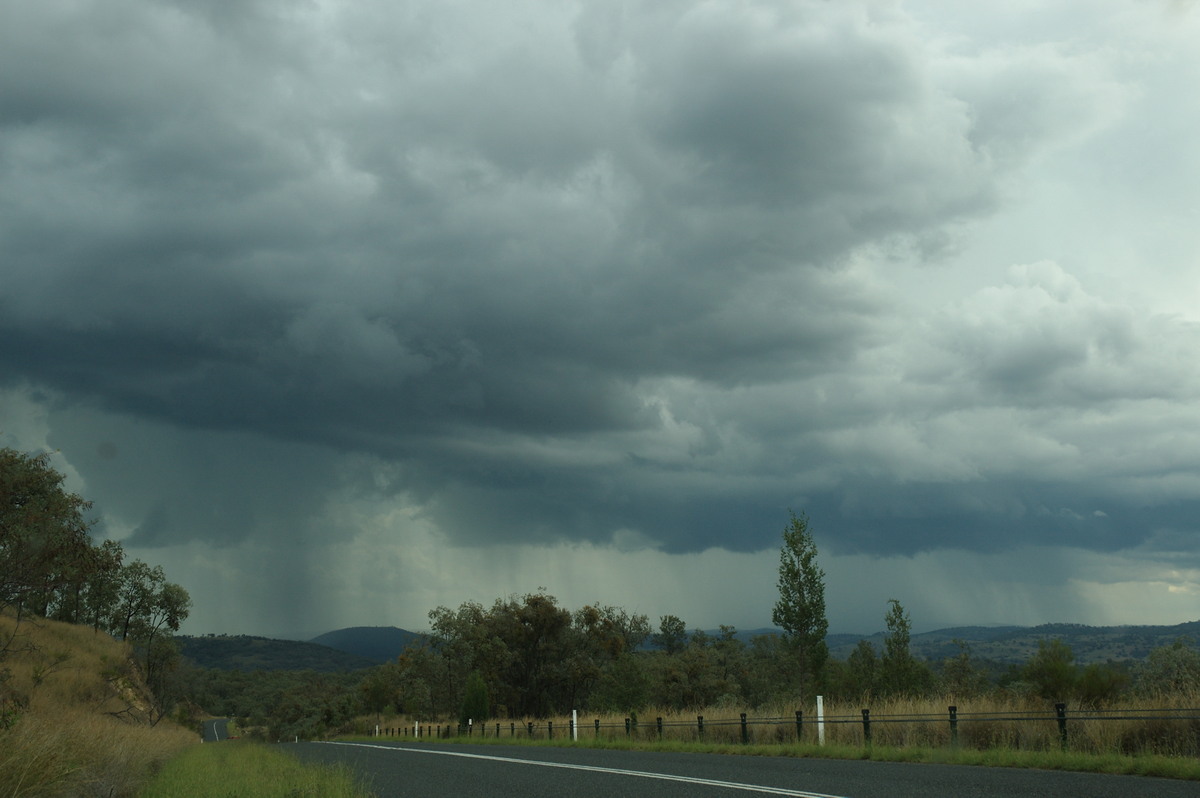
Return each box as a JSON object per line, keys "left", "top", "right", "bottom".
{"left": 317, "top": 742, "right": 851, "bottom": 797}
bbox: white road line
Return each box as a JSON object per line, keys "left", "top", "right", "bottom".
{"left": 317, "top": 742, "right": 850, "bottom": 797}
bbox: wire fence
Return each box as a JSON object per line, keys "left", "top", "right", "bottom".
{"left": 372, "top": 704, "right": 1200, "bottom": 757}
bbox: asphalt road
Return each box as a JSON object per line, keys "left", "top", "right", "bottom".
{"left": 202, "top": 718, "right": 229, "bottom": 743}
{"left": 286, "top": 741, "right": 1197, "bottom": 798}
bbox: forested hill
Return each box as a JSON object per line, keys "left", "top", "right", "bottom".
{"left": 177, "top": 634, "right": 378, "bottom": 672}
{"left": 309, "top": 626, "right": 424, "bottom": 663}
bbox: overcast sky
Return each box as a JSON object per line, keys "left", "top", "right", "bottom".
{"left": 3, "top": 0, "right": 1199, "bottom": 639}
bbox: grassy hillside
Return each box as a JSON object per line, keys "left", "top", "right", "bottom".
{"left": 0, "top": 612, "right": 198, "bottom": 797}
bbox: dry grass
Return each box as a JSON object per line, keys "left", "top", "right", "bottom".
{"left": 0, "top": 613, "right": 198, "bottom": 798}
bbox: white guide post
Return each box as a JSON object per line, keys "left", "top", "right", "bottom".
{"left": 816, "top": 695, "right": 826, "bottom": 746}
{"left": 572, "top": 710, "right": 579, "bottom": 741}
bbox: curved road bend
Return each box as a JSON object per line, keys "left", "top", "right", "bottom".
{"left": 287, "top": 741, "right": 1196, "bottom": 798}
{"left": 203, "top": 718, "right": 229, "bottom": 743}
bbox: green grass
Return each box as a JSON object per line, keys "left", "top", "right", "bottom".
{"left": 139, "top": 741, "right": 372, "bottom": 798}
{"left": 340, "top": 732, "right": 1200, "bottom": 781}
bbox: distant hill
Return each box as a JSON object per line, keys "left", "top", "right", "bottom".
{"left": 177, "top": 634, "right": 378, "bottom": 672}
{"left": 826, "top": 620, "right": 1200, "bottom": 664}
{"left": 698, "top": 620, "right": 1199, "bottom": 665}
{"left": 309, "top": 626, "right": 424, "bottom": 663}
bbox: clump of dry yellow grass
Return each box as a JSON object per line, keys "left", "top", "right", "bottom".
{"left": 1, "top": 612, "right": 198, "bottom": 798}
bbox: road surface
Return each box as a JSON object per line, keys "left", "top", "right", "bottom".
{"left": 203, "top": 718, "right": 229, "bottom": 743}
{"left": 286, "top": 740, "right": 1197, "bottom": 798}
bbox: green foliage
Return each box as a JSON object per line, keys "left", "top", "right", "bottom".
{"left": 1076, "top": 661, "right": 1131, "bottom": 707}
{"left": 460, "top": 670, "right": 490, "bottom": 727}
{"left": 654, "top": 615, "right": 688, "bottom": 654}
{"left": 846, "top": 639, "right": 880, "bottom": 697}
{"left": 771, "top": 510, "right": 829, "bottom": 701}
{"left": 1136, "top": 638, "right": 1200, "bottom": 696}
{"left": 1023, "top": 639, "right": 1078, "bottom": 702}
{"left": 879, "top": 599, "right": 933, "bottom": 696}
{"left": 0, "top": 447, "right": 94, "bottom": 628}
{"left": 938, "top": 639, "right": 988, "bottom": 698}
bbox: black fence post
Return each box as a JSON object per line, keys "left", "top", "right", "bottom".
{"left": 496, "top": 722, "right": 500, "bottom": 738}
{"left": 741, "top": 713, "right": 749, "bottom": 744}
{"left": 1055, "top": 703, "right": 1068, "bottom": 751}
{"left": 548, "top": 721, "right": 553, "bottom": 739}
{"left": 527, "top": 721, "right": 534, "bottom": 738}
{"left": 510, "top": 722, "right": 516, "bottom": 737}
{"left": 594, "top": 719, "right": 600, "bottom": 738}
{"left": 795, "top": 710, "right": 803, "bottom": 742}
{"left": 657, "top": 717, "right": 663, "bottom": 741}
{"left": 949, "top": 706, "right": 958, "bottom": 748}
{"left": 697, "top": 715, "right": 705, "bottom": 740}
{"left": 861, "top": 709, "right": 872, "bottom": 747}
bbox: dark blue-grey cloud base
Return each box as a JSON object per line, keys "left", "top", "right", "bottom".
{"left": 3, "top": 1, "right": 1198, "bottom": 568}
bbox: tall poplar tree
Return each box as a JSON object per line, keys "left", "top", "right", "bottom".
{"left": 771, "top": 510, "right": 828, "bottom": 701}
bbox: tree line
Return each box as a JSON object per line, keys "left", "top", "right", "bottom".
{"left": 1, "top": 447, "right": 192, "bottom": 719}
{"left": 185, "top": 511, "right": 1199, "bottom": 741}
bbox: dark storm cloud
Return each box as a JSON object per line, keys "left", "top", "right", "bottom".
{"left": 4, "top": 0, "right": 1192, "bottom": 567}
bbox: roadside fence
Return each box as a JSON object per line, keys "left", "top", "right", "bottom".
{"left": 370, "top": 703, "right": 1200, "bottom": 756}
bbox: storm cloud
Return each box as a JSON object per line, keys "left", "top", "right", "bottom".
{"left": 2, "top": 0, "right": 1198, "bottom": 636}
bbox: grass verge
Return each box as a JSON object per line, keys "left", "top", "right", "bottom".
{"left": 139, "top": 741, "right": 372, "bottom": 798}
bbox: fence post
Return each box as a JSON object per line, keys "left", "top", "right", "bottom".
{"left": 697, "top": 715, "right": 705, "bottom": 740}
{"left": 948, "top": 706, "right": 958, "bottom": 748}
{"left": 861, "top": 709, "right": 871, "bottom": 747}
{"left": 741, "top": 713, "right": 749, "bottom": 744}
{"left": 1055, "top": 703, "right": 1067, "bottom": 751}
{"left": 795, "top": 710, "right": 803, "bottom": 743}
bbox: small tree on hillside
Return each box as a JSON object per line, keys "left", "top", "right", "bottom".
{"left": 771, "top": 511, "right": 828, "bottom": 702}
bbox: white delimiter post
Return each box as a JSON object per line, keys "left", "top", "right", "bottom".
{"left": 414, "top": 721, "right": 420, "bottom": 739}
{"left": 816, "top": 695, "right": 826, "bottom": 746}
{"left": 572, "top": 710, "right": 579, "bottom": 741}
